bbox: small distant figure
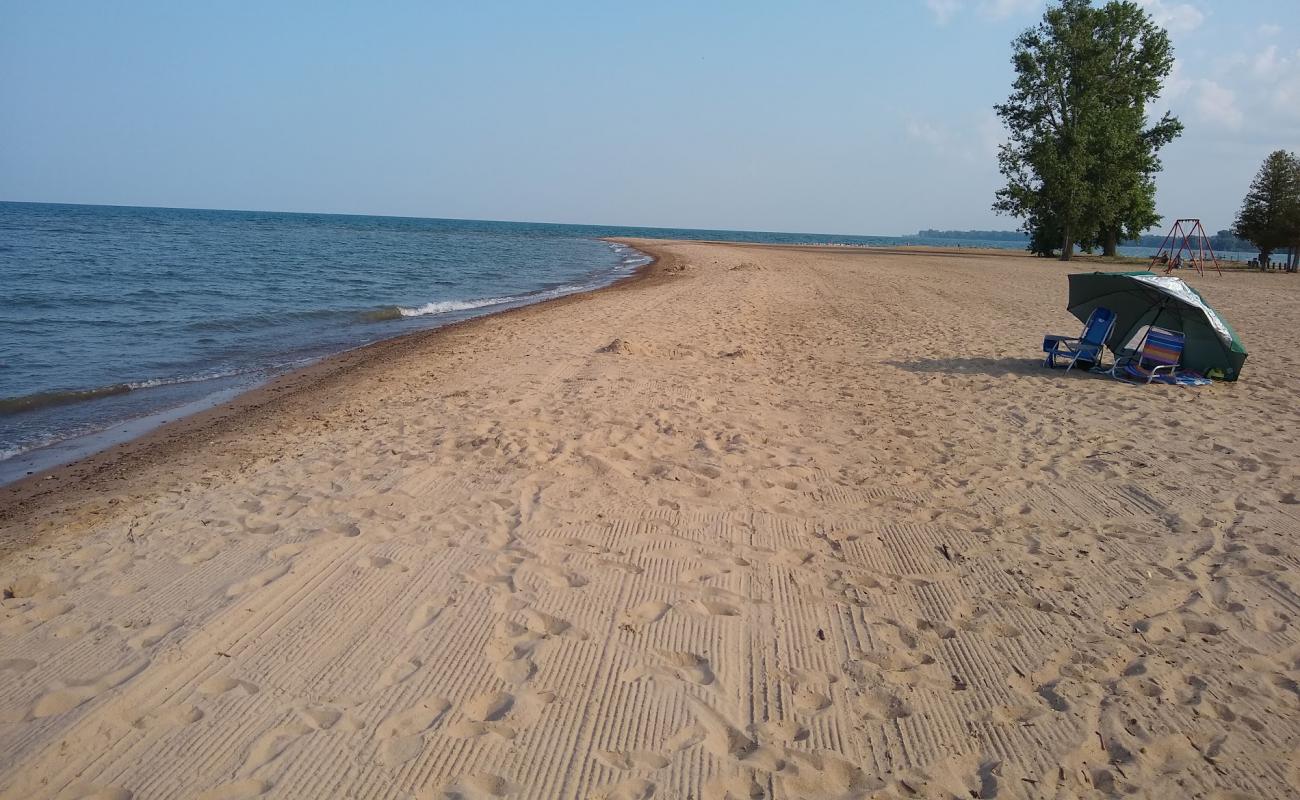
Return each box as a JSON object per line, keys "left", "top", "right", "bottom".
{"left": 1164, "top": 253, "right": 1181, "bottom": 275}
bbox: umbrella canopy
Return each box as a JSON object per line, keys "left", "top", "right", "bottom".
{"left": 1066, "top": 271, "right": 1248, "bottom": 381}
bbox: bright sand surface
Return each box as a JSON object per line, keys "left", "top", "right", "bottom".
{"left": 2, "top": 240, "right": 1299, "bottom": 799}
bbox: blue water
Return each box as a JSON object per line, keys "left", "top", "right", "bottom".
{"left": 0, "top": 201, "right": 1253, "bottom": 481}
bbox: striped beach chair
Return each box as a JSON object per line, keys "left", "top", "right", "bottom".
{"left": 1043, "top": 307, "right": 1115, "bottom": 372}
{"left": 1112, "top": 326, "right": 1185, "bottom": 384}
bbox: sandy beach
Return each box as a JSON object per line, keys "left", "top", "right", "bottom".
{"left": 2, "top": 240, "right": 1299, "bottom": 799}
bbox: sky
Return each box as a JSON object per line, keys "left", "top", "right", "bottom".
{"left": 1, "top": 1, "right": 1296, "bottom": 236}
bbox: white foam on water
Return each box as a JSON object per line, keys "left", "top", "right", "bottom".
{"left": 397, "top": 296, "right": 517, "bottom": 317}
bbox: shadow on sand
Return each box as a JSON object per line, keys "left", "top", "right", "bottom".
{"left": 885, "top": 356, "right": 1109, "bottom": 380}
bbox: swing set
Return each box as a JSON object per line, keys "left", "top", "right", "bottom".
{"left": 1148, "top": 218, "right": 1222, "bottom": 276}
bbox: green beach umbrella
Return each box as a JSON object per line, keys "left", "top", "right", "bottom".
{"left": 1066, "top": 271, "right": 1248, "bottom": 381}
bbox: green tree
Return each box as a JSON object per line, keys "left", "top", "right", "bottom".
{"left": 1088, "top": 1, "right": 1181, "bottom": 256}
{"left": 1233, "top": 150, "right": 1300, "bottom": 270}
{"left": 993, "top": 0, "right": 1180, "bottom": 261}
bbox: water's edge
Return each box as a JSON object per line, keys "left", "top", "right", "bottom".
{"left": 0, "top": 240, "right": 657, "bottom": 488}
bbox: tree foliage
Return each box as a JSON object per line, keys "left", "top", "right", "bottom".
{"left": 1233, "top": 150, "right": 1300, "bottom": 269}
{"left": 993, "top": 0, "right": 1181, "bottom": 260}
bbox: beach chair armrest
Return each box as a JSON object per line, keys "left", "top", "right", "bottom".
{"left": 1043, "top": 334, "right": 1080, "bottom": 353}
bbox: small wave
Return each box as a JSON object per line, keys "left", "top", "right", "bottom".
{"left": 0, "top": 369, "right": 255, "bottom": 417}
{"left": 0, "top": 385, "right": 135, "bottom": 416}
{"left": 396, "top": 296, "right": 517, "bottom": 317}
{"left": 360, "top": 297, "right": 515, "bottom": 322}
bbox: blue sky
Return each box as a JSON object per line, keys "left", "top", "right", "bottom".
{"left": 1, "top": 1, "right": 1296, "bottom": 235}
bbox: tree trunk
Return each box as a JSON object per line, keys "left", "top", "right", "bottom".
{"left": 1060, "top": 225, "right": 1074, "bottom": 262}
{"left": 1103, "top": 229, "right": 1118, "bottom": 258}
{"left": 1260, "top": 250, "right": 1272, "bottom": 271}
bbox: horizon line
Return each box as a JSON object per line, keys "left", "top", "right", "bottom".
{"left": 0, "top": 199, "right": 927, "bottom": 240}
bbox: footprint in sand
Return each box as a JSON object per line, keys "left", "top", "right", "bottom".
{"left": 443, "top": 773, "right": 511, "bottom": 799}
{"left": 621, "top": 600, "right": 671, "bottom": 626}
{"left": 199, "top": 675, "right": 260, "bottom": 697}
{"left": 451, "top": 690, "right": 555, "bottom": 740}
{"left": 663, "top": 724, "right": 706, "bottom": 753}
{"left": 267, "top": 542, "right": 307, "bottom": 561}
{"left": 180, "top": 539, "right": 225, "bottom": 565}
{"left": 240, "top": 516, "right": 280, "bottom": 536}
{"left": 521, "top": 608, "right": 572, "bottom": 636}
{"left": 0, "top": 657, "right": 37, "bottom": 675}
{"left": 356, "top": 555, "right": 407, "bottom": 571}
{"left": 406, "top": 594, "right": 455, "bottom": 634}
{"left": 592, "top": 778, "right": 655, "bottom": 800}
{"left": 495, "top": 657, "right": 535, "bottom": 685}
{"left": 466, "top": 563, "right": 517, "bottom": 593}
{"left": 690, "top": 598, "right": 740, "bottom": 617}
{"left": 464, "top": 691, "right": 514, "bottom": 722}
{"left": 600, "top": 558, "right": 645, "bottom": 576}
{"left": 977, "top": 704, "right": 1044, "bottom": 725}
{"left": 243, "top": 721, "right": 313, "bottom": 772}
{"left": 31, "top": 600, "right": 76, "bottom": 622}
{"left": 127, "top": 619, "right": 180, "bottom": 650}
{"left": 32, "top": 658, "right": 149, "bottom": 719}
{"left": 376, "top": 696, "right": 451, "bottom": 765}
{"left": 133, "top": 703, "right": 204, "bottom": 729}
{"left": 623, "top": 651, "right": 714, "bottom": 686}
{"left": 296, "top": 705, "right": 345, "bottom": 730}
{"left": 857, "top": 689, "right": 914, "bottom": 721}
{"left": 0, "top": 601, "right": 75, "bottom": 635}
{"left": 595, "top": 751, "right": 672, "bottom": 771}
{"left": 195, "top": 778, "right": 271, "bottom": 800}
{"left": 225, "top": 562, "right": 291, "bottom": 598}
{"left": 792, "top": 684, "right": 832, "bottom": 714}
{"left": 326, "top": 519, "right": 362, "bottom": 538}
{"left": 59, "top": 784, "right": 134, "bottom": 800}
{"left": 531, "top": 563, "right": 588, "bottom": 589}
{"left": 375, "top": 657, "right": 422, "bottom": 691}
{"left": 659, "top": 651, "right": 715, "bottom": 685}
{"left": 758, "top": 718, "right": 809, "bottom": 742}
{"left": 687, "top": 697, "right": 756, "bottom": 759}
{"left": 108, "top": 581, "right": 147, "bottom": 597}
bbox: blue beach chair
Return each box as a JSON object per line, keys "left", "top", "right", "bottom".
{"left": 1043, "top": 307, "right": 1115, "bottom": 372}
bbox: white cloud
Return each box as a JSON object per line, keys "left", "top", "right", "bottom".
{"left": 1257, "top": 23, "right": 1282, "bottom": 37}
{"left": 1161, "top": 42, "right": 1300, "bottom": 136}
{"left": 977, "top": 111, "right": 1007, "bottom": 157}
{"left": 925, "top": 0, "right": 1205, "bottom": 33}
{"left": 982, "top": 0, "right": 1040, "bottom": 18}
{"left": 904, "top": 112, "right": 1006, "bottom": 163}
{"left": 1267, "top": 49, "right": 1300, "bottom": 119}
{"left": 905, "top": 117, "right": 948, "bottom": 149}
{"left": 1194, "top": 79, "right": 1243, "bottom": 130}
{"left": 1135, "top": 0, "right": 1206, "bottom": 34}
{"left": 1252, "top": 45, "right": 1281, "bottom": 78}
{"left": 922, "top": 0, "right": 1040, "bottom": 24}
{"left": 924, "top": 0, "right": 963, "bottom": 24}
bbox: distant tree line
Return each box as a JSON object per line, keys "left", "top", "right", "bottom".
{"left": 919, "top": 230, "right": 1032, "bottom": 242}
{"left": 918, "top": 228, "right": 1256, "bottom": 253}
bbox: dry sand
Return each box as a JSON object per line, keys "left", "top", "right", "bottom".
{"left": 2, "top": 240, "right": 1299, "bottom": 799}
